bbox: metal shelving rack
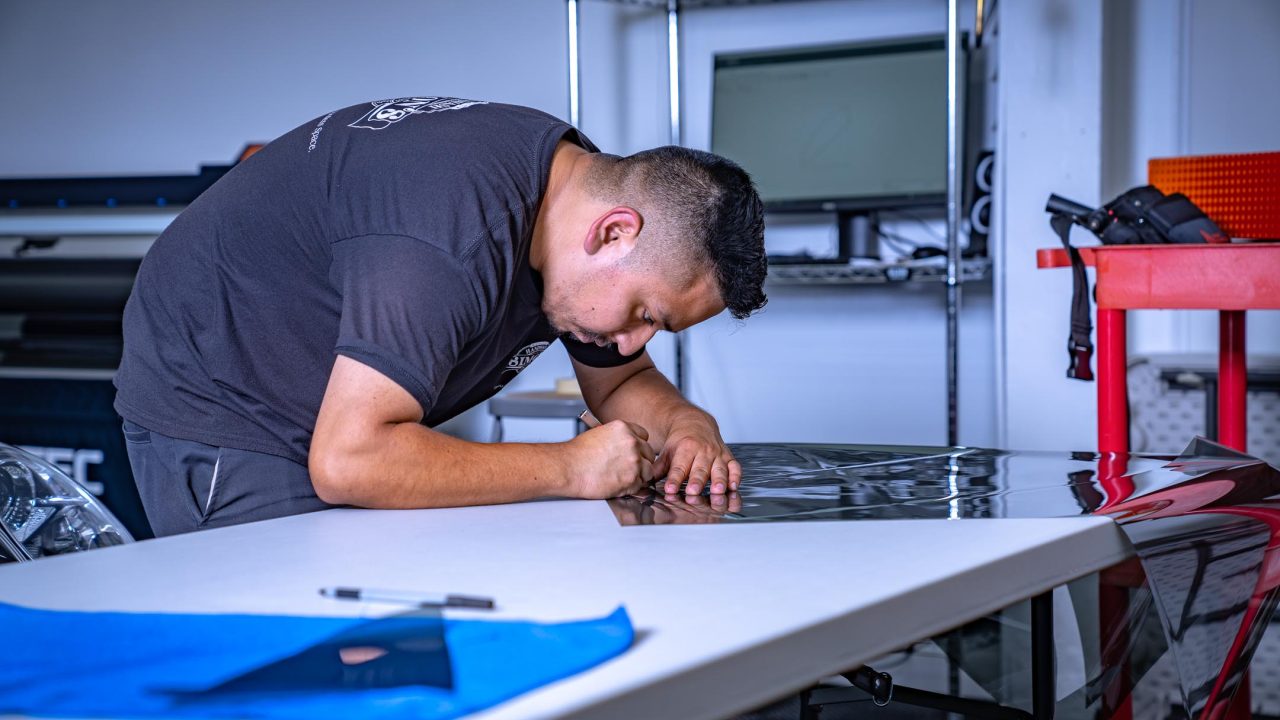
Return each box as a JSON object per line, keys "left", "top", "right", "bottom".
{"left": 768, "top": 257, "right": 989, "bottom": 286}
{"left": 565, "top": 0, "right": 969, "bottom": 444}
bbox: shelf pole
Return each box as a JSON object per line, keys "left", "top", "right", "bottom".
{"left": 667, "top": 0, "right": 681, "bottom": 147}
{"left": 945, "top": 0, "right": 963, "bottom": 445}
{"left": 666, "top": 0, "right": 686, "bottom": 394}
{"left": 567, "top": 0, "right": 581, "bottom": 127}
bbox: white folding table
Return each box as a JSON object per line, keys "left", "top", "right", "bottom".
{"left": 0, "top": 500, "right": 1133, "bottom": 719}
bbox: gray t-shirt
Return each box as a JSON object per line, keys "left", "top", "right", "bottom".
{"left": 114, "top": 97, "right": 639, "bottom": 465}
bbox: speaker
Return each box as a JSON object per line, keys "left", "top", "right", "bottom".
{"left": 967, "top": 150, "right": 993, "bottom": 257}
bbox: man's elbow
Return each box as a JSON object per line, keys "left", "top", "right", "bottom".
{"left": 308, "top": 443, "right": 361, "bottom": 505}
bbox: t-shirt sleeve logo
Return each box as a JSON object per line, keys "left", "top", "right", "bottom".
{"left": 493, "top": 341, "right": 550, "bottom": 391}
{"left": 348, "top": 97, "right": 489, "bottom": 130}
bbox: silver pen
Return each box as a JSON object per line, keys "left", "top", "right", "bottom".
{"left": 319, "top": 586, "right": 494, "bottom": 609}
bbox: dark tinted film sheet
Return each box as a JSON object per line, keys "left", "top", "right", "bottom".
{"left": 610, "top": 438, "right": 1280, "bottom": 717}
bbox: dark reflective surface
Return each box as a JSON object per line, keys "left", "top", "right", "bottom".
{"left": 610, "top": 438, "right": 1280, "bottom": 718}
{"left": 171, "top": 610, "right": 453, "bottom": 698}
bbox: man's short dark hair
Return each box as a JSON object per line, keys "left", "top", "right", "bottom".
{"left": 593, "top": 146, "right": 767, "bottom": 320}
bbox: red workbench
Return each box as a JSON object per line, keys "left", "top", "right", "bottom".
{"left": 1036, "top": 243, "right": 1280, "bottom": 456}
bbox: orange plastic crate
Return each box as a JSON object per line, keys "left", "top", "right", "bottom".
{"left": 1148, "top": 151, "right": 1280, "bottom": 240}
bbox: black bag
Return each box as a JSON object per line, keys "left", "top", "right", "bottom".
{"left": 1044, "top": 186, "right": 1227, "bottom": 381}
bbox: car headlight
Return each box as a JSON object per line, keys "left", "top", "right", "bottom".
{"left": 0, "top": 442, "right": 133, "bottom": 562}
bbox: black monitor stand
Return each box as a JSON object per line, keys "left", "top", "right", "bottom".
{"left": 837, "top": 211, "right": 879, "bottom": 260}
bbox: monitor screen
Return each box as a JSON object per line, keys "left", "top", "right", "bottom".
{"left": 711, "top": 37, "right": 948, "bottom": 211}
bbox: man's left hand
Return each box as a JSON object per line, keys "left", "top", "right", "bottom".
{"left": 652, "top": 412, "right": 741, "bottom": 495}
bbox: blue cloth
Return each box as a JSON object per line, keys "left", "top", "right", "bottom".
{"left": 0, "top": 601, "right": 632, "bottom": 719}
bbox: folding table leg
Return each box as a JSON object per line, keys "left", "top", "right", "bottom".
{"left": 1218, "top": 310, "right": 1247, "bottom": 452}
{"left": 1097, "top": 309, "right": 1128, "bottom": 455}
{"left": 1031, "top": 592, "right": 1055, "bottom": 720}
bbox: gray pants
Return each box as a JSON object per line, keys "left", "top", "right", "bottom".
{"left": 122, "top": 420, "right": 333, "bottom": 537}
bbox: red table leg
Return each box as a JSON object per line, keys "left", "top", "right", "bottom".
{"left": 1218, "top": 310, "right": 1251, "bottom": 719}
{"left": 1219, "top": 310, "right": 1247, "bottom": 452}
{"left": 1097, "top": 309, "right": 1129, "bottom": 455}
{"left": 1099, "top": 576, "right": 1135, "bottom": 720}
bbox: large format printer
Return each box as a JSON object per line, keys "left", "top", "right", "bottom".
{"left": 0, "top": 160, "right": 242, "bottom": 539}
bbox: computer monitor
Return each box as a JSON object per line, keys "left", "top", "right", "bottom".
{"left": 711, "top": 36, "right": 949, "bottom": 213}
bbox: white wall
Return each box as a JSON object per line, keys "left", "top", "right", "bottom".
{"left": 0, "top": 1, "right": 571, "bottom": 176}
{"left": 1102, "top": 0, "right": 1280, "bottom": 358}
{"left": 993, "top": 0, "right": 1104, "bottom": 452}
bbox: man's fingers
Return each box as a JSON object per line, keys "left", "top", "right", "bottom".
{"left": 709, "top": 457, "right": 730, "bottom": 494}
{"left": 663, "top": 467, "right": 687, "bottom": 494}
{"left": 663, "top": 447, "right": 697, "bottom": 493}
{"left": 638, "top": 454, "right": 654, "bottom": 484}
{"left": 618, "top": 458, "right": 651, "bottom": 496}
{"left": 652, "top": 452, "right": 671, "bottom": 478}
{"left": 727, "top": 457, "right": 742, "bottom": 491}
{"left": 659, "top": 438, "right": 738, "bottom": 495}
{"left": 685, "top": 455, "right": 711, "bottom": 496}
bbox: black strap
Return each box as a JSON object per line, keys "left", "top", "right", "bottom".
{"left": 1050, "top": 213, "right": 1094, "bottom": 381}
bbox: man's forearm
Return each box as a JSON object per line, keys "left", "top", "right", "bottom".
{"left": 311, "top": 424, "right": 569, "bottom": 509}
{"left": 312, "top": 355, "right": 656, "bottom": 509}
{"left": 592, "top": 366, "right": 712, "bottom": 453}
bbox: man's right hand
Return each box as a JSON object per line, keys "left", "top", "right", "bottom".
{"left": 564, "top": 420, "right": 654, "bottom": 499}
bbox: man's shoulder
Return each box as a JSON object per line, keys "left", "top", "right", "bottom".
{"left": 338, "top": 97, "right": 597, "bottom": 155}
{"left": 334, "top": 97, "right": 565, "bottom": 138}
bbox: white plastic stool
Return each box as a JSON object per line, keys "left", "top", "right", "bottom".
{"left": 488, "top": 391, "right": 588, "bottom": 442}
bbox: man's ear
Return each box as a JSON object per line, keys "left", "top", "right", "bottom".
{"left": 584, "top": 206, "right": 643, "bottom": 256}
